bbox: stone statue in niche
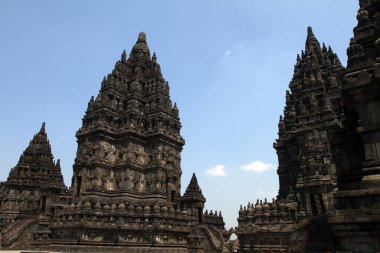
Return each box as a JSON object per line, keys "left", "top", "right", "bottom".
{"left": 79, "top": 141, "right": 95, "bottom": 161}
{"left": 138, "top": 173, "right": 145, "bottom": 192}
{"left": 124, "top": 175, "right": 129, "bottom": 189}
{"left": 83, "top": 176, "right": 91, "bottom": 190}
{"left": 152, "top": 145, "right": 160, "bottom": 161}
{"left": 304, "top": 133, "right": 316, "bottom": 153}
{"left": 135, "top": 146, "right": 146, "bottom": 165}
{"left": 146, "top": 173, "right": 154, "bottom": 191}
{"left": 119, "top": 148, "right": 128, "bottom": 162}
{"left": 310, "top": 94, "right": 319, "bottom": 112}
{"left": 91, "top": 176, "right": 99, "bottom": 189}
{"left": 155, "top": 170, "right": 166, "bottom": 193}
{"left": 93, "top": 143, "right": 104, "bottom": 159}
{"left": 101, "top": 178, "right": 107, "bottom": 189}
{"left": 126, "top": 170, "right": 135, "bottom": 190}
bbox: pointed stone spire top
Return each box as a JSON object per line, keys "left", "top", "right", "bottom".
{"left": 7, "top": 124, "right": 66, "bottom": 191}
{"left": 40, "top": 122, "right": 46, "bottom": 134}
{"left": 190, "top": 173, "right": 198, "bottom": 185}
{"left": 152, "top": 52, "right": 157, "bottom": 63}
{"left": 121, "top": 50, "right": 127, "bottom": 62}
{"left": 20, "top": 123, "right": 52, "bottom": 165}
{"left": 322, "top": 43, "right": 327, "bottom": 53}
{"left": 56, "top": 159, "right": 61, "bottom": 169}
{"left": 307, "top": 26, "right": 314, "bottom": 37}
{"left": 32, "top": 122, "right": 49, "bottom": 146}
{"left": 137, "top": 31, "right": 147, "bottom": 43}
{"left": 182, "top": 173, "right": 206, "bottom": 203}
{"left": 305, "top": 26, "right": 321, "bottom": 53}
{"left": 130, "top": 32, "right": 150, "bottom": 58}
{"left": 52, "top": 158, "right": 64, "bottom": 183}
{"left": 78, "top": 32, "right": 182, "bottom": 138}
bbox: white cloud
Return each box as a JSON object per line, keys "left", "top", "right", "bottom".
{"left": 241, "top": 160, "right": 275, "bottom": 173}
{"left": 205, "top": 164, "right": 226, "bottom": 176}
{"left": 224, "top": 50, "right": 231, "bottom": 56}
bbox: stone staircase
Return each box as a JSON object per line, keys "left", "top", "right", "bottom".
{"left": 200, "top": 225, "right": 226, "bottom": 252}
{"left": 1, "top": 218, "right": 38, "bottom": 248}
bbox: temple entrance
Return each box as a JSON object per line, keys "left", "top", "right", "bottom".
{"left": 289, "top": 216, "right": 335, "bottom": 253}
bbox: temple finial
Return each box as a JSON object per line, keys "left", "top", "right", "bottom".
{"left": 152, "top": 52, "right": 157, "bottom": 63}
{"left": 307, "top": 26, "right": 314, "bottom": 37}
{"left": 182, "top": 172, "right": 205, "bottom": 203}
{"left": 40, "top": 122, "right": 46, "bottom": 133}
{"left": 137, "top": 32, "right": 147, "bottom": 43}
{"left": 121, "top": 50, "right": 127, "bottom": 62}
{"left": 56, "top": 159, "right": 61, "bottom": 169}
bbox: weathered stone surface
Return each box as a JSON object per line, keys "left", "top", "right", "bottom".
{"left": 0, "top": 33, "right": 227, "bottom": 252}
{"left": 236, "top": 1, "right": 380, "bottom": 252}
{"left": 329, "top": 1, "right": 380, "bottom": 252}
{"left": 0, "top": 123, "right": 66, "bottom": 249}
{"left": 236, "top": 26, "right": 343, "bottom": 252}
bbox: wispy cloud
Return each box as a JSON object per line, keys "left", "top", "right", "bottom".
{"left": 205, "top": 164, "right": 226, "bottom": 176}
{"left": 224, "top": 50, "right": 231, "bottom": 56}
{"left": 241, "top": 160, "right": 275, "bottom": 173}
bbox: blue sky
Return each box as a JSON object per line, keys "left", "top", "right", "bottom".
{"left": 0, "top": 0, "right": 358, "bottom": 229}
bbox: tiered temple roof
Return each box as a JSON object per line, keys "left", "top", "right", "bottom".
{"left": 237, "top": 27, "right": 345, "bottom": 252}
{"left": 6, "top": 123, "right": 65, "bottom": 190}
{"left": 182, "top": 173, "right": 206, "bottom": 203}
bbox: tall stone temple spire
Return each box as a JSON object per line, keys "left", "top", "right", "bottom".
{"left": 275, "top": 26, "right": 344, "bottom": 202}
{"left": 183, "top": 173, "right": 206, "bottom": 203}
{"left": 237, "top": 27, "right": 345, "bottom": 252}
{"left": 45, "top": 33, "right": 226, "bottom": 252}
{"left": 73, "top": 32, "right": 184, "bottom": 202}
{"left": 182, "top": 173, "right": 206, "bottom": 224}
{"left": 0, "top": 123, "right": 65, "bottom": 233}
{"left": 6, "top": 122, "right": 65, "bottom": 190}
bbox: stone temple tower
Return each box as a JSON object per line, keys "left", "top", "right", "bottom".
{"left": 0, "top": 123, "right": 66, "bottom": 248}
{"left": 44, "top": 33, "right": 226, "bottom": 253}
{"left": 236, "top": 27, "right": 346, "bottom": 252}
{"left": 71, "top": 31, "right": 184, "bottom": 208}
